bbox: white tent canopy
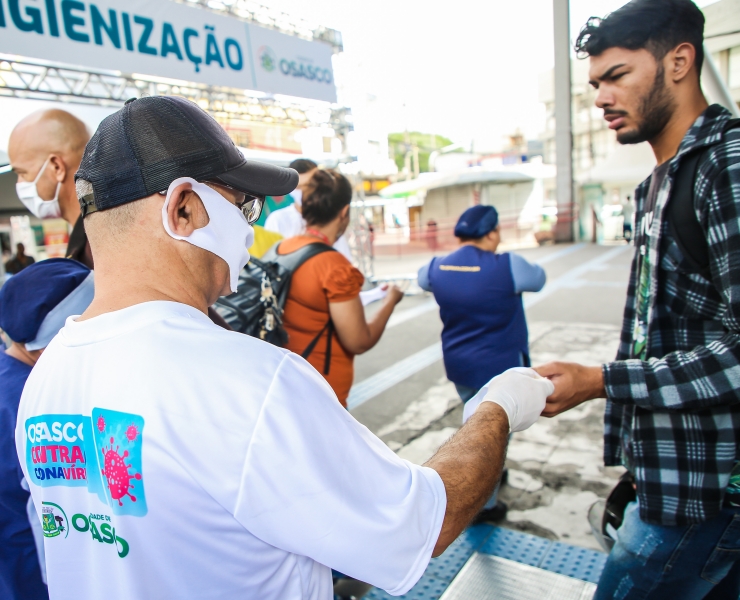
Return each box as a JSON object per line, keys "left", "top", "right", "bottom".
{"left": 380, "top": 167, "right": 534, "bottom": 199}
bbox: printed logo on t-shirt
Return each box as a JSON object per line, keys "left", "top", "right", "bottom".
{"left": 71, "top": 512, "right": 130, "bottom": 558}
{"left": 25, "top": 409, "right": 147, "bottom": 517}
{"left": 37, "top": 501, "right": 131, "bottom": 558}
{"left": 26, "top": 414, "right": 92, "bottom": 489}
{"left": 41, "top": 502, "right": 69, "bottom": 539}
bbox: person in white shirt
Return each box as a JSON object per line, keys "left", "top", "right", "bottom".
{"left": 266, "top": 159, "right": 353, "bottom": 261}
{"left": 15, "top": 95, "right": 553, "bottom": 600}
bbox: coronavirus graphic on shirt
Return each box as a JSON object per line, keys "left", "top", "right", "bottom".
{"left": 125, "top": 424, "right": 139, "bottom": 442}
{"left": 101, "top": 438, "right": 142, "bottom": 505}
{"left": 91, "top": 408, "right": 147, "bottom": 517}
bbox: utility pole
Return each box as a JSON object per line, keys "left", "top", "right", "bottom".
{"left": 553, "top": 0, "right": 575, "bottom": 242}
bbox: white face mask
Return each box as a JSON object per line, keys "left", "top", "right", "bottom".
{"left": 16, "top": 156, "right": 63, "bottom": 219}
{"left": 292, "top": 187, "right": 303, "bottom": 207}
{"left": 161, "top": 177, "right": 254, "bottom": 295}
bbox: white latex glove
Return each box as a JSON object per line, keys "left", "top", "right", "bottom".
{"left": 462, "top": 367, "right": 554, "bottom": 433}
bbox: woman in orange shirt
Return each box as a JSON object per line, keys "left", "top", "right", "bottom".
{"left": 279, "top": 170, "right": 403, "bottom": 406}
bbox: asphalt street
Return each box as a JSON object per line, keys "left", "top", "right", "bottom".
{"left": 350, "top": 242, "right": 634, "bottom": 549}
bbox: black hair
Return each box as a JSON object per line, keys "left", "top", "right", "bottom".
{"left": 289, "top": 158, "right": 318, "bottom": 174}
{"left": 302, "top": 170, "right": 352, "bottom": 227}
{"left": 575, "top": 0, "right": 705, "bottom": 78}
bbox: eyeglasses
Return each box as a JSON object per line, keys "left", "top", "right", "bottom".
{"left": 204, "top": 181, "right": 264, "bottom": 224}
{"left": 161, "top": 180, "right": 265, "bottom": 224}
{"left": 236, "top": 193, "right": 264, "bottom": 224}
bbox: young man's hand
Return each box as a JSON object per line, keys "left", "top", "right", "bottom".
{"left": 533, "top": 362, "right": 606, "bottom": 417}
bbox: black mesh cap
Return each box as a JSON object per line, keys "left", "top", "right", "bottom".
{"left": 75, "top": 96, "right": 298, "bottom": 215}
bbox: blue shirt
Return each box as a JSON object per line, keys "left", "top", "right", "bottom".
{"left": 0, "top": 351, "right": 47, "bottom": 600}
{"left": 418, "top": 247, "right": 545, "bottom": 389}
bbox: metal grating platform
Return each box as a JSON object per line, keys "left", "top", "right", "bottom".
{"left": 478, "top": 527, "right": 552, "bottom": 567}
{"left": 540, "top": 542, "right": 608, "bottom": 584}
{"left": 363, "top": 525, "right": 495, "bottom": 600}
{"left": 361, "top": 526, "right": 607, "bottom": 600}
{"left": 439, "top": 553, "right": 597, "bottom": 600}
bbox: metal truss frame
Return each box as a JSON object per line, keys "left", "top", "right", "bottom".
{"left": 0, "top": 0, "right": 347, "bottom": 131}
{"left": 0, "top": 56, "right": 352, "bottom": 136}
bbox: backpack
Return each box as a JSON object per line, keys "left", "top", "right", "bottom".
{"left": 667, "top": 118, "right": 740, "bottom": 280}
{"left": 214, "top": 242, "right": 337, "bottom": 370}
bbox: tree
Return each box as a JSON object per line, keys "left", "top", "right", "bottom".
{"left": 388, "top": 131, "right": 455, "bottom": 174}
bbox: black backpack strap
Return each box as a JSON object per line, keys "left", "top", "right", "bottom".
{"left": 667, "top": 118, "right": 740, "bottom": 281}
{"left": 272, "top": 241, "right": 336, "bottom": 273}
{"left": 300, "top": 318, "right": 334, "bottom": 375}
{"left": 273, "top": 241, "right": 336, "bottom": 372}
{"left": 269, "top": 241, "right": 337, "bottom": 306}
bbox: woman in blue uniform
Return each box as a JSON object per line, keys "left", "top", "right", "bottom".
{"left": 417, "top": 205, "right": 546, "bottom": 522}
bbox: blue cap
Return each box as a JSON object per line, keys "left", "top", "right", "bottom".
{"left": 454, "top": 205, "right": 499, "bottom": 238}
{"left": 0, "top": 258, "right": 94, "bottom": 350}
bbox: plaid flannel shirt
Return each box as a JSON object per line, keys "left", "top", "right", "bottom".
{"left": 602, "top": 104, "right": 740, "bottom": 527}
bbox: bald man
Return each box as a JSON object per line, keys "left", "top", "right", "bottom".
{"left": 8, "top": 109, "right": 92, "bottom": 267}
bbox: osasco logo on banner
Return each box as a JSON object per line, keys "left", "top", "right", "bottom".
{"left": 0, "top": 0, "right": 337, "bottom": 102}
{"left": 257, "top": 45, "right": 333, "bottom": 84}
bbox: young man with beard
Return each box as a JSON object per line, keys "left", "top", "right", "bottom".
{"left": 534, "top": 1, "right": 740, "bottom": 598}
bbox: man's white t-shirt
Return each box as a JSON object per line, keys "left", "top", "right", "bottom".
{"left": 15, "top": 302, "right": 446, "bottom": 600}
{"left": 265, "top": 203, "right": 304, "bottom": 238}
{"left": 265, "top": 204, "right": 354, "bottom": 262}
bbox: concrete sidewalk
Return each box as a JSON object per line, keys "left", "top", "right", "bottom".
{"left": 380, "top": 321, "right": 623, "bottom": 551}
{"left": 353, "top": 242, "right": 633, "bottom": 551}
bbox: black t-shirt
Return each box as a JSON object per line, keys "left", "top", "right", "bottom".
{"left": 635, "top": 161, "right": 671, "bottom": 249}
{"left": 66, "top": 215, "right": 94, "bottom": 269}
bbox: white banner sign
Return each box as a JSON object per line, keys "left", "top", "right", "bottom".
{"left": 0, "top": 0, "right": 337, "bottom": 102}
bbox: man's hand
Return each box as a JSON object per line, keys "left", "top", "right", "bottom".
{"left": 533, "top": 362, "right": 606, "bottom": 417}
{"left": 462, "top": 368, "right": 554, "bottom": 432}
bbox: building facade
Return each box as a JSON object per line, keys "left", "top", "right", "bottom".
{"left": 538, "top": 0, "right": 740, "bottom": 241}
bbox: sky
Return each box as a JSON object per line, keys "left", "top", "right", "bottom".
{"left": 0, "top": 0, "right": 720, "bottom": 154}
{"left": 265, "top": 0, "right": 719, "bottom": 151}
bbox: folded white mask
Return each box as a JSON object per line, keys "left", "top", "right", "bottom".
{"left": 161, "top": 177, "right": 254, "bottom": 294}
{"left": 291, "top": 187, "right": 303, "bottom": 207}
{"left": 16, "top": 156, "right": 62, "bottom": 219}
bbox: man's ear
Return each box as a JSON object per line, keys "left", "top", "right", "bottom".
{"left": 341, "top": 205, "right": 350, "bottom": 219}
{"left": 166, "top": 182, "right": 209, "bottom": 237}
{"left": 669, "top": 42, "right": 698, "bottom": 83}
{"left": 49, "top": 154, "right": 67, "bottom": 183}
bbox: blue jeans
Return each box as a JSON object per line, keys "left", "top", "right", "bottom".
{"left": 455, "top": 384, "right": 480, "bottom": 403}
{"left": 455, "top": 384, "right": 500, "bottom": 510}
{"left": 595, "top": 500, "right": 740, "bottom": 599}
